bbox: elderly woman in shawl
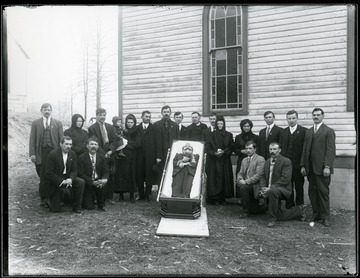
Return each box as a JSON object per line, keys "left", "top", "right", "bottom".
{"left": 171, "top": 143, "right": 199, "bottom": 198}
{"left": 113, "top": 114, "right": 140, "bottom": 203}
{"left": 205, "top": 116, "right": 234, "bottom": 205}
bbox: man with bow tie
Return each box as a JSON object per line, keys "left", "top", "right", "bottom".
{"left": 44, "top": 136, "right": 85, "bottom": 213}
{"left": 77, "top": 137, "right": 109, "bottom": 211}
{"left": 260, "top": 142, "right": 306, "bottom": 228}
{"left": 29, "top": 103, "right": 64, "bottom": 208}
{"left": 279, "top": 110, "right": 307, "bottom": 209}
{"left": 300, "top": 108, "right": 336, "bottom": 227}
{"left": 257, "top": 111, "right": 282, "bottom": 160}
{"left": 153, "top": 105, "right": 180, "bottom": 184}
{"left": 236, "top": 141, "right": 266, "bottom": 218}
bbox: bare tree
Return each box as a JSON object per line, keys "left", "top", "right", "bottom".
{"left": 82, "top": 36, "right": 90, "bottom": 119}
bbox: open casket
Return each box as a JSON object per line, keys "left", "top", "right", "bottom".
{"left": 157, "top": 140, "right": 207, "bottom": 219}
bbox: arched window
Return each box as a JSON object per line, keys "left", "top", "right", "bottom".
{"left": 203, "top": 5, "right": 248, "bottom": 115}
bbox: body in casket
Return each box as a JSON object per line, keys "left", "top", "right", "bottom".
{"left": 157, "top": 140, "right": 206, "bottom": 219}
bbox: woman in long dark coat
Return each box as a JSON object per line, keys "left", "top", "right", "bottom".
{"left": 64, "top": 114, "right": 88, "bottom": 157}
{"left": 114, "top": 114, "right": 140, "bottom": 203}
{"left": 234, "top": 119, "right": 259, "bottom": 175}
{"left": 206, "top": 116, "right": 234, "bottom": 205}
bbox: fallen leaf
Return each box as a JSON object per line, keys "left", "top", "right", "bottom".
{"left": 260, "top": 247, "right": 263, "bottom": 252}
{"left": 195, "top": 245, "right": 200, "bottom": 248}
{"left": 46, "top": 267, "right": 59, "bottom": 272}
{"left": 45, "top": 249, "right": 57, "bottom": 254}
{"left": 338, "top": 264, "right": 343, "bottom": 268}
{"left": 174, "top": 261, "right": 181, "bottom": 264}
{"left": 16, "top": 218, "right": 23, "bottom": 224}
{"left": 29, "top": 245, "right": 36, "bottom": 249}
{"left": 119, "top": 265, "right": 129, "bottom": 272}
{"left": 36, "top": 246, "right": 43, "bottom": 251}
{"left": 217, "top": 264, "right": 223, "bottom": 269}
{"left": 338, "top": 257, "right": 344, "bottom": 261}
{"left": 100, "top": 240, "right": 111, "bottom": 248}
{"left": 143, "top": 234, "right": 149, "bottom": 236}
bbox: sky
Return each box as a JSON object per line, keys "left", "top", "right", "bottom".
{"left": 6, "top": 5, "right": 119, "bottom": 122}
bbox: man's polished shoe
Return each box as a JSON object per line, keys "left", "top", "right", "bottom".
{"left": 267, "top": 221, "right": 276, "bottom": 228}
{"left": 309, "top": 215, "right": 321, "bottom": 222}
{"left": 98, "top": 207, "right": 106, "bottom": 212}
{"left": 299, "top": 205, "right": 306, "bottom": 222}
{"left": 323, "top": 219, "right": 330, "bottom": 227}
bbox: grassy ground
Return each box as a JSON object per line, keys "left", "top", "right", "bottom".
{"left": 6, "top": 112, "right": 357, "bottom": 275}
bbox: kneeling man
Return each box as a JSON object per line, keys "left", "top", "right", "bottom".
{"left": 44, "top": 136, "right": 85, "bottom": 213}
{"left": 78, "top": 137, "right": 109, "bottom": 211}
{"left": 236, "top": 141, "right": 267, "bottom": 217}
{"left": 261, "top": 142, "right": 306, "bottom": 227}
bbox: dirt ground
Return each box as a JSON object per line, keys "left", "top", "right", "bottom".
{"left": 5, "top": 112, "right": 357, "bottom": 276}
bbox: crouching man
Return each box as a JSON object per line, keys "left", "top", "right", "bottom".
{"left": 44, "top": 136, "right": 85, "bottom": 213}
{"left": 78, "top": 137, "right": 109, "bottom": 211}
{"left": 261, "top": 142, "right": 306, "bottom": 228}
{"left": 236, "top": 141, "right": 267, "bottom": 217}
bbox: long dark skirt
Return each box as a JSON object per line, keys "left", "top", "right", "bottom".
{"left": 113, "top": 155, "right": 137, "bottom": 194}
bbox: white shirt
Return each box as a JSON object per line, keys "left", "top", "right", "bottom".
{"left": 62, "top": 152, "right": 68, "bottom": 174}
{"left": 210, "top": 126, "right": 215, "bottom": 132}
{"left": 266, "top": 123, "right": 275, "bottom": 132}
{"left": 89, "top": 153, "right": 98, "bottom": 179}
{"left": 43, "top": 116, "right": 51, "bottom": 129}
{"left": 314, "top": 122, "right": 323, "bottom": 131}
{"left": 178, "top": 124, "right": 182, "bottom": 131}
{"left": 290, "top": 124, "right": 298, "bottom": 134}
{"left": 142, "top": 123, "right": 149, "bottom": 129}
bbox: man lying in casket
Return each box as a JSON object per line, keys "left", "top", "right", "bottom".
{"left": 171, "top": 143, "right": 199, "bottom": 198}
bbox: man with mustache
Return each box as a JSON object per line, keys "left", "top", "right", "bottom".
{"left": 77, "top": 137, "right": 109, "bottom": 211}
{"left": 29, "top": 103, "right": 64, "bottom": 208}
{"left": 43, "top": 136, "right": 85, "bottom": 213}
{"left": 300, "top": 108, "right": 336, "bottom": 227}
{"left": 154, "top": 105, "right": 180, "bottom": 184}
{"left": 260, "top": 142, "right": 306, "bottom": 228}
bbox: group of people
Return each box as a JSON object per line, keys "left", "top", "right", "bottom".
{"left": 29, "top": 103, "right": 336, "bottom": 228}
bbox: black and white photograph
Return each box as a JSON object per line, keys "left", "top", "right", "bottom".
{"left": 3, "top": 4, "right": 357, "bottom": 276}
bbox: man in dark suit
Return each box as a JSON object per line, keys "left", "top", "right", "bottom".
{"left": 261, "top": 142, "right": 306, "bottom": 228}
{"left": 174, "top": 111, "right": 187, "bottom": 140}
{"left": 77, "top": 137, "right": 109, "bottom": 211}
{"left": 88, "top": 108, "right": 117, "bottom": 204}
{"left": 29, "top": 103, "right": 64, "bottom": 207}
{"left": 279, "top": 110, "right": 307, "bottom": 208}
{"left": 201, "top": 112, "right": 217, "bottom": 143}
{"left": 136, "top": 110, "right": 162, "bottom": 201}
{"left": 257, "top": 111, "right": 283, "bottom": 160}
{"left": 185, "top": 112, "right": 208, "bottom": 141}
{"left": 154, "top": 105, "right": 180, "bottom": 184}
{"left": 301, "top": 108, "right": 336, "bottom": 227}
{"left": 44, "top": 136, "right": 85, "bottom": 213}
{"left": 236, "top": 141, "right": 266, "bottom": 217}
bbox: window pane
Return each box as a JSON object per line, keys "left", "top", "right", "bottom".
{"left": 226, "top": 16, "right": 236, "bottom": 46}
{"left": 215, "top": 6, "right": 225, "bottom": 18}
{"left": 216, "top": 77, "right": 226, "bottom": 104}
{"left": 215, "top": 18, "right": 225, "bottom": 48}
{"left": 226, "top": 6, "right": 237, "bottom": 16}
{"left": 228, "top": 104, "right": 237, "bottom": 108}
{"left": 216, "top": 50, "right": 226, "bottom": 76}
{"left": 217, "top": 104, "right": 226, "bottom": 109}
{"left": 227, "top": 76, "right": 237, "bottom": 103}
{"left": 211, "top": 7, "right": 216, "bottom": 19}
{"left": 227, "top": 48, "right": 237, "bottom": 75}
{"left": 238, "top": 75, "right": 242, "bottom": 84}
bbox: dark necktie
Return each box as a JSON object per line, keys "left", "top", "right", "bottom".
{"left": 165, "top": 119, "right": 169, "bottom": 128}
{"left": 46, "top": 119, "right": 49, "bottom": 130}
{"left": 91, "top": 155, "right": 96, "bottom": 180}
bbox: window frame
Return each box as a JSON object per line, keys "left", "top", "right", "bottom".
{"left": 202, "top": 5, "right": 248, "bottom": 116}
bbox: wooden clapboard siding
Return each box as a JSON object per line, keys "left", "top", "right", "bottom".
{"left": 243, "top": 5, "right": 355, "bottom": 157}
{"left": 121, "top": 5, "right": 203, "bottom": 126}
{"left": 120, "top": 5, "right": 355, "bottom": 156}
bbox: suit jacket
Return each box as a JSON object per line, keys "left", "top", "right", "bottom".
{"left": 238, "top": 153, "right": 265, "bottom": 199}
{"left": 77, "top": 151, "right": 110, "bottom": 186}
{"left": 179, "top": 125, "right": 187, "bottom": 140}
{"left": 185, "top": 123, "right": 208, "bottom": 141}
{"left": 279, "top": 125, "right": 307, "bottom": 169}
{"left": 257, "top": 124, "right": 283, "bottom": 160}
{"left": 44, "top": 148, "right": 77, "bottom": 198}
{"left": 153, "top": 118, "right": 180, "bottom": 159}
{"left": 29, "top": 117, "right": 64, "bottom": 164}
{"left": 202, "top": 127, "right": 215, "bottom": 145}
{"left": 264, "top": 154, "right": 292, "bottom": 199}
{"left": 301, "top": 123, "right": 336, "bottom": 175}
{"left": 88, "top": 122, "right": 117, "bottom": 154}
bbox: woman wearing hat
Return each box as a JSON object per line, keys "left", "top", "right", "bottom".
{"left": 206, "top": 116, "right": 234, "bottom": 205}
{"left": 113, "top": 114, "right": 140, "bottom": 203}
